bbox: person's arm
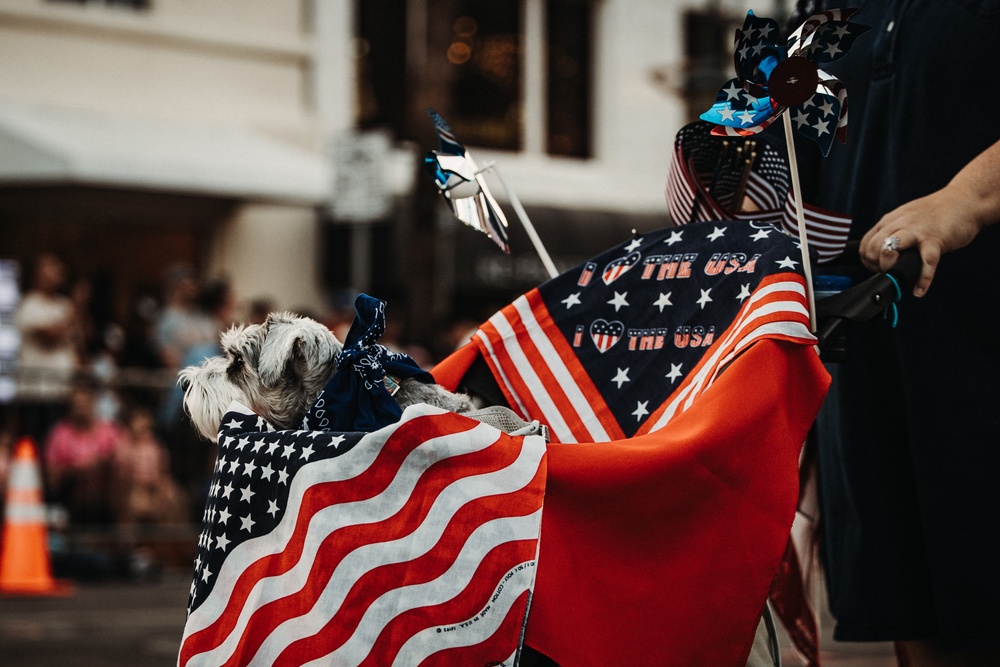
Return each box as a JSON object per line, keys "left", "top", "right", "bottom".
{"left": 860, "top": 139, "right": 1000, "bottom": 296}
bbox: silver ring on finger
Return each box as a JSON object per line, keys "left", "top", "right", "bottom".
{"left": 881, "top": 235, "right": 901, "bottom": 253}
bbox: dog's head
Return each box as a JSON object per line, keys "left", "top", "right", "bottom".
{"left": 180, "top": 312, "right": 342, "bottom": 441}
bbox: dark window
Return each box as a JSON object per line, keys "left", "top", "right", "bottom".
{"left": 429, "top": 0, "right": 522, "bottom": 151}
{"left": 356, "top": 0, "right": 408, "bottom": 137}
{"left": 546, "top": 0, "right": 592, "bottom": 158}
{"left": 355, "top": 0, "right": 593, "bottom": 157}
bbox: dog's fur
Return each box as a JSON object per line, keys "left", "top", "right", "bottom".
{"left": 179, "top": 312, "right": 474, "bottom": 442}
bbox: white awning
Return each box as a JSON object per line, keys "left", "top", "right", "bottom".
{"left": 0, "top": 102, "right": 332, "bottom": 204}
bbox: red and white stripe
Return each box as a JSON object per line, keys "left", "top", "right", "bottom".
{"left": 640, "top": 274, "right": 814, "bottom": 434}
{"left": 178, "top": 406, "right": 545, "bottom": 667}
{"left": 475, "top": 274, "right": 814, "bottom": 445}
{"left": 666, "top": 149, "right": 852, "bottom": 262}
{"left": 780, "top": 192, "right": 852, "bottom": 263}
{"left": 476, "top": 293, "right": 624, "bottom": 445}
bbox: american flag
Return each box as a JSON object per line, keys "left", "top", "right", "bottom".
{"left": 700, "top": 9, "right": 868, "bottom": 156}
{"left": 665, "top": 121, "right": 853, "bottom": 263}
{"left": 178, "top": 402, "right": 546, "bottom": 667}
{"left": 473, "top": 220, "right": 816, "bottom": 444}
{"left": 424, "top": 109, "right": 511, "bottom": 253}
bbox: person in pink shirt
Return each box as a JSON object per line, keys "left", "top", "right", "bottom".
{"left": 44, "top": 376, "right": 120, "bottom": 524}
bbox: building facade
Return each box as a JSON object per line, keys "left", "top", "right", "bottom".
{"left": 0, "top": 0, "right": 777, "bottom": 351}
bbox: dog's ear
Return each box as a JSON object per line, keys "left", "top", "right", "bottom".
{"left": 258, "top": 312, "right": 342, "bottom": 388}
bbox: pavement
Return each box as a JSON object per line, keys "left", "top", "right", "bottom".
{"left": 0, "top": 571, "right": 900, "bottom": 667}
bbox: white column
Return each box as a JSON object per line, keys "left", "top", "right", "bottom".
{"left": 522, "top": 0, "right": 545, "bottom": 155}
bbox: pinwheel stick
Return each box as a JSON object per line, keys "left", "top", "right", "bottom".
{"left": 479, "top": 161, "right": 559, "bottom": 279}
{"left": 782, "top": 113, "right": 818, "bottom": 332}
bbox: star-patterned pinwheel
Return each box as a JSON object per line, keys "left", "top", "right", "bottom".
{"left": 423, "top": 108, "right": 559, "bottom": 278}
{"left": 424, "top": 108, "right": 511, "bottom": 253}
{"left": 700, "top": 9, "right": 869, "bottom": 156}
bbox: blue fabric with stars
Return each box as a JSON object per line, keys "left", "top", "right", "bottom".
{"left": 538, "top": 219, "right": 806, "bottom": 437}
{"left": 302, "top": 294, "right": 434, "bottom": 433}
{"left": 188, "top": 407, "right": 363, "bottom": 614}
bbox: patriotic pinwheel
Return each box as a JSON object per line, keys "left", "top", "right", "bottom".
{"left": 424, "top": 108, "right": 511, "bottom": 253}
{"left": 700, "top": 9, "right": 869, "bottom": 156}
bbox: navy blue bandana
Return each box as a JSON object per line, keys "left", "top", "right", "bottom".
{"left": 301, "top": 294, "right": 434, "bottom": 432}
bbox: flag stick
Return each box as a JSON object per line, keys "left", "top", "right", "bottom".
{"left": 480, "top": 161, "right": 559, "bottom": 279}
{"left": 782, "top": 112, "right": 817, "bottom": 332}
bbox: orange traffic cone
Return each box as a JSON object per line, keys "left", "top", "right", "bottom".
{"left": 0, "top": 437, "right": 74, "bottom": 596}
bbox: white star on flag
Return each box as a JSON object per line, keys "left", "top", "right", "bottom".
{"left": 300, "top": 444, "right": 315, "bottom": 461}
{"left": 813, "top": 119, "right": 830, "bottom": 136}
{"left": 252, "top": 440, "right": 265, "bottom": 454}
{"left": 736, "top": 284, "right": 752, "bottom": 302}
{"left": 329, "top": 435, "right": 346, "bottom": 448}
{"left": 793, "top": 110, "right": 810, "bottom": 129}
{"left": 625, "top": 237, "right": 644, "bottom": 252}
{"left": 653, "top": 292, "right": 673, "bottom": 312}
{"left": 201, "top": 565, "right": 213, "bottom": 583}
{"left": 751, "top": 228, "right": 772, "bottom": 241}
{"left": 562, "top": 292, "right": 582, "bottom": 309}
{"left": 227, "top": 460, "right": 239, "bottom": 474}
{"left": 697, "top": 289, "right": 713, "bottom": 309}
{"left": 240, "top": 514, "right": 255, "bottom": 532}
{"left": 632, "top": 401, "right": 650, "bottom": 421}
{"left": 666, "top": 363, "right": 683, "bottom": 383}
{"left": 267, "top": 500, "right": 280, "bottom": 518}
{"left": 224, "top": 418, "right": 242, "bottom": 430}
{"left": 282, "top": 443, "right": 295, "bottom": 459}
{"left": 607, "top": 291, "right": 630, "bottom": 312}
{"left": 664, "top": 230, "right": 683, "bottom": 246}
{"left": 277, "top": 468, "right": 289, "bottom": 485}
{"left": 777, "top": 256, "right": 799, "bottom": 269}
{"left": 612, "top": 367, "right": 630, "bottom": 389}
{"left": 739, "top": 110, "right": 755, "bottom": 125}
{"left": 240, "top": 485, "right": 255, "bottom": 503}
{"left": 707, "top": 226, "right": 726, "bottom": 241}
{"left": 221, "top": 483, "right": 233, "bottom": 499}
{"left": 723, "top": 81, "right": 742, "bottom": 100}
{"left": 719, "top": 107, "right": 736, "bottom": 122}
{"left": 217, "top": 507, "right": 230, "bottom": 525}
{"left": 243, "top": 460, "right": 256, "bottom": 477}
{"left": 215, "top": 533, "right": 230, "bottom": 551}
{"left": 260, "top": 463, "right": 274, "bottom": 481}
{"left": 266, "top": 442, "right": 279, "bottom": 455}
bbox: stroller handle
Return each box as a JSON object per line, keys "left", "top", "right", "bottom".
{"left": 815, "top": 247, "right": 922, "bottom": 351}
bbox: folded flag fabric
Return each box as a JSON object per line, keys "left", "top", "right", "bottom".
{"left": 178, "top": 402, "right": 547, "bottom": 667}
{"left": 433, "top": 339, "right": 829, "bottom": 666}
{"left": 473, "top": 220, "right": 817, "bottom": 444}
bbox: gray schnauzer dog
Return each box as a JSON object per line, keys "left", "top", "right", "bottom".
{"left": 179, "top": 312, "right": 474, "bottom": 442}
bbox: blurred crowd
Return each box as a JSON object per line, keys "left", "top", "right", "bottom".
{"left": 0, "top": 252, "right": 480, "bottom": 580}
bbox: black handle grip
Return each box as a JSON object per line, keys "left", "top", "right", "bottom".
{"left": 887, "top": 248, "right": 923, "bottom": 294}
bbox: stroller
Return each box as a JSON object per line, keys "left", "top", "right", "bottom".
{"left": 177, "top": 115, "right": 919, "bottom": 665}
{"left": 430, "top": 218, "right": 920, "bottom": 667}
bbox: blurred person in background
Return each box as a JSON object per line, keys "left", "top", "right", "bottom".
{"left": 44, "top": 374, "right": 120, "bottom": 526}
{"left": 14, "top": 252, "right": 81, "bottom": 450}
{"left": 111, "top": 402, "right": 187, "bottom": 576}
{"left": 160, "top": 277, "right": 235, "bottom": 521}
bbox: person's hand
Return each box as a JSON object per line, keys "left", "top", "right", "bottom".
{"left": 860, "top": 187, "right": 984, "bottom": 297}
